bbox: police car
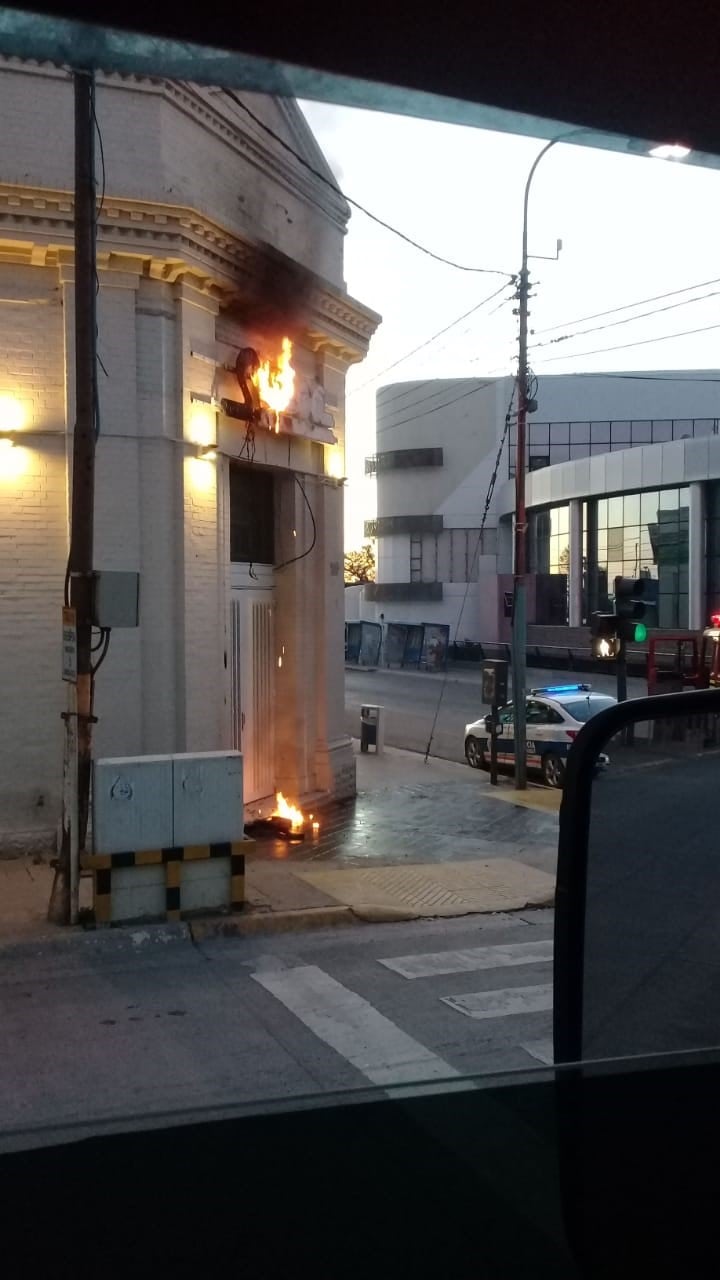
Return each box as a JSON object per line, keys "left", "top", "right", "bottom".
{"left": 464, "top": 684, "right": 615, "bottom": 787}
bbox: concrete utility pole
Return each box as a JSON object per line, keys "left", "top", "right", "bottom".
{"left": 49, "top": 68, "right": 98, "bottom": 925}
{"left": 512, "top": 133, "right": 575, "bottom": 789}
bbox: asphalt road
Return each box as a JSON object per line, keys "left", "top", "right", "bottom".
{"left": 0, "top": 911, "right": 555, "bottom": 1150}
{"left": 345, "top": 665, "right": 647, "bottom": 763}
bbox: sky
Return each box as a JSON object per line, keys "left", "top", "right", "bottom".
{"left": 298, "top": 101, "right": 720, "bottom": 549}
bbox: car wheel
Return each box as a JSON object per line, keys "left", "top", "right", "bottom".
{"left": 465, "top": 736, "right": 486, "bottom": 769}
{"left": 541, "top": 752, "right": 565, "bottom": 789}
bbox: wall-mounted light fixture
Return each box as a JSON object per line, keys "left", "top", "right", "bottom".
{"left": 0, "top": 395, "right": 25, "bottom": 434}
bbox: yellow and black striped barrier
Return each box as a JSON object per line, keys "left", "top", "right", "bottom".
{"left": 81, "top": 840, "right": 250, "bottom": 925}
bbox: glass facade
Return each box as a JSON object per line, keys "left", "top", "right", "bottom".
{"left": 590, "top": 488, "right": 689, "bottom": 628}
{"left": 528, "top": 505, "right": 570, "bottom": 626}
{"left": 706, "top": 482, "right": 720, "bottom": 615}
{"left": 509, "top": 418, "right": 718, "bottom": 477}
{"left": 530, "top": 488, "right": 689, "bottom": 628}
{"left": 529, "top": 504, "right": 570, "bottom": 575}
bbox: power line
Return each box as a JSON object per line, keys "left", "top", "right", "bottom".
{"left": 370, "top": 300, "right": 515, "bottom": 420}
{"left": 572, "top": 371, "right": 720, "bottom": 384}
{"left": 533, "top": 320, "right": 720, "bottom": 365}
{"left": 377, "top": 379, "right": 499, "bottom": 434}
{"left": 423, "top": 380, "right": 517, "bottom": 762}
{"left": 377, "top": 377, "right": 485, "bottom": 425}
{"left": 350, "top": 282, "right": 513, "bottom": 398}
{"left": 221, "top": 89, "right": 513, "bottom": 279}
{"left": 530, "top": 288, "right": 720, "bottom": 351}
{"left": 531, "top": 275, "right": 720, "bottom": 337}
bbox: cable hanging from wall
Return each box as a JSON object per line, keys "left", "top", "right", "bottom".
{"left": 274, "top": 475, "right": 317, "bottom": 571}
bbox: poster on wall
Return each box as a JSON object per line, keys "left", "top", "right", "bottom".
{"left": 403, "top": 625, "right": 425, "bottom": 667}
{"left": 384, "top": 623, "right": 408, "bottom": 667}
{"left": 420, "top": 623, "right": 449, "bottom": 671}
{"left": 358, "top": 622, "right": 382, "bottom": 667}
{"left": 345, "top": 622, "right": 362, "bottom": 664}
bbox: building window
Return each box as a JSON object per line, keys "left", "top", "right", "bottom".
{"left": 587, "top": 486, "right": 689, "bottom": 627}
{"left": 230, "top": 464, "right": 275, "bottom": 564}
{"left": 373, "top": 514, "right": 443, "bottom": 535}
{"left": 528, "top": 504, "right": 570, "bottom": 624}
{"left": 407, "top": 528, "right": 494, "bottom": 585}
{"left": 366, "top": 447, "right": 444, "bottom": 474}
{"left": 509, "top": 418, "right": 720, "bottom": 475}
{"left": 706, "top": 482, "right": 720, "bottom": 617}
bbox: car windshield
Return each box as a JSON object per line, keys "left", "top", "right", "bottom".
{"left": 562, "top": 696, "right": 616, "bottom": 722}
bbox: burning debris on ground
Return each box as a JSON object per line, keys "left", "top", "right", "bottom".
{"left": 245, "top": 792, "right": 309, "bottom": 841}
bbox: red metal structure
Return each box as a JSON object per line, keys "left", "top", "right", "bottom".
{"left": 646, "top": 616, "right": 720, "bottom": 694}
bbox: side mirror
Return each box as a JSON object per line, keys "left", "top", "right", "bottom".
{"left": 554, "top": 686, "right": 720, "bottom": 1065}
{"left": 553, "top": 687, "right": 720, "bottom": 1277}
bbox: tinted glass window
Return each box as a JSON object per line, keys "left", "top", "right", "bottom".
{"left": 562, "top": 696, "right": 616, "bottom": 722}
{"left": 230, "top": 465, "right": 275, "bottom": 564}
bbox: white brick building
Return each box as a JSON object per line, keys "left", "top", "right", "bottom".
{"left": 0, "top": 60, "right": 379, "bottom": 854}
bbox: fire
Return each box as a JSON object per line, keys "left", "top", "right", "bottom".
{"left": 272, "top": 791, "right": 305, "bottom": 833}
{"left": 254, "top": 337, "right": 295, "bottom": 422}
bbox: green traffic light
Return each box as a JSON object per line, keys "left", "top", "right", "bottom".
{"left": 634, "top": 622, "right": 648, "bottom": 643}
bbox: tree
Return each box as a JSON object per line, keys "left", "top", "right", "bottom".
{"left": 344, "top": 544, "right": 376, "bottom": 584}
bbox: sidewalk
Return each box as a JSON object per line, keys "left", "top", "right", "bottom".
{"left": 0, "top": 743, "right": 558, "bottom": 945}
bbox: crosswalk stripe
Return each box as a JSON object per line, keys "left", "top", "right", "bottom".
{"left": 521, "top": 1038, "right": 555, "bottom": 1065}
{"left": 442, "top": 984, "right": 554, "bottom": 1019}
{"left": 378, "top": 939, "right": 553, "bottom": 980}
{"left": 252, "top": 964, "right": 459, "bottom": 1087}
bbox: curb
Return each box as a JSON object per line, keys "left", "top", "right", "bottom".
{"left": 189, "top": 892, "right": 557, "bottom": 939}
{"left": 0, "top": 920, "right": 192, "bottom": 958}
{"left": 189, "top": 905, "right": 358, "bottom": 940}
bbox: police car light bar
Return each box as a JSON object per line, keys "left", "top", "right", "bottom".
{"left": 530, "top": 684, "right": 591, "bottom": 695}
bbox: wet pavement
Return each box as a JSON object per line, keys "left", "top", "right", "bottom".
{"left": 246, "top": 744, "right": 559, "bottom": 879}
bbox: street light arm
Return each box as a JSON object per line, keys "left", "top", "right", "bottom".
{"left": 521, "top": 129, "right": 585, "bottom": 266}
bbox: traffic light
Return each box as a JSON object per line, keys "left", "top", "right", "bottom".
{"left": 590, "top": 612, "right": 621, "bottom": 660}
{"left": 614, "top": 576, "right": 649, "bottom": 643}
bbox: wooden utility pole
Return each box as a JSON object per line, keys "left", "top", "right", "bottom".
{"left": 48, "top": 68, "right": 97, "bottom": 925}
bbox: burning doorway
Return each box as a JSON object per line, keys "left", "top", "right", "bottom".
{"left": 231, "top": 577, "right": 275, "bottom": 805}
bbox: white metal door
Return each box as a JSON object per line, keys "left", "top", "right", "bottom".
{"left": 231, "top": 589, "right": 275, "bottom": 804}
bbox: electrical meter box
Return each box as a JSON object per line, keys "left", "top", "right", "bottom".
{"left": 172, "top": 752, "right": 244, "bottom": 846}
{"left": 93, "top": 755, "right": 174, "bottom": 854}
{"left": 93, "top": 751, "right": 244, "bottom": 852}
{"left": 93, "top": 571, "right": 140, "bottom": 628}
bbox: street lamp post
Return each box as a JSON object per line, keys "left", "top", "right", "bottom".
{"left": 511, "top": 131, "right": 690, "bottom": 788}
{"left": 512, "top": 135, "right": 572, "bottom": 789}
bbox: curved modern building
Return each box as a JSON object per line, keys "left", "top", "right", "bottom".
{"left": 362, "top": 370, "right": 720, "bottom": 647}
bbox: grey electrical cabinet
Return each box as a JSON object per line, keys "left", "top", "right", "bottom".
{"left": 93, "top": 571, "right": 140, "bottom": 628}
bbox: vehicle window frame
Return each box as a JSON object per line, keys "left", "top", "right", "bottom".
{"left": 526, "top": 699, "right": 561, "bottom": 725}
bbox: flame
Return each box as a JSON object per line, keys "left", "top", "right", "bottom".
{"left": 254, "top": 337, "right": 295, "bottom": 421}
{"left": 272, "top": 791, "right": 305, "bottom": 833}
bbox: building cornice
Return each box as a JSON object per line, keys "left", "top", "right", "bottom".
{"left": 0, "top": 182, "right": 380, "bottom": 362}
{"left": 0, "top": 56, "right": 349, "bottom": 233}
